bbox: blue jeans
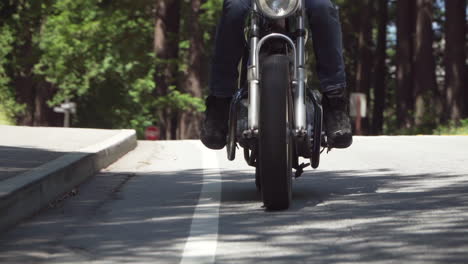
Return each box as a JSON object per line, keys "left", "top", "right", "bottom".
{"left": 210, "top": 0, "right": 346, "bottom": 98}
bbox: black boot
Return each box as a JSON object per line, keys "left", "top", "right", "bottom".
{"left": 200, "top": 95, "right": 231, "bottom": 150}
{"left": 322, "top": 89, "right": 353, "bottom": 148}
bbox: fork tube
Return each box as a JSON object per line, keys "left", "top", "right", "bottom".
{"left": 248, "top": 3, "right": 260, "bottom": 132}
{"left": 294, "top": 4, "right": 307, "bottom": 134}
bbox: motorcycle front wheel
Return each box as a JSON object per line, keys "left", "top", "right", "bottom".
{"left": 258, "top": 54, "right": 293, "bottom": 210}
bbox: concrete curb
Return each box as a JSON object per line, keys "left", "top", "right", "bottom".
{"left": 0, "top": 129, "right": 137, "bottom": 232}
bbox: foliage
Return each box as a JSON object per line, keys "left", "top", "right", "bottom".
{"left": 36, "top": 0, "right": 152, "bottom": 102}
{"left": 200, "top": 0, "right": 223, "bottom": 44}
{"left": 0, "top": 0, "right": 465, "bottom": 137}
{"left": 0, "top": 108, "right": 12, "bottom": 125}
{"left": 433, "top": 119, "right": 468, "bottom": 135}
{"left": 0, "top": 24, "right": 24, "bottom": 121}
{"left": 31, "top": 0, "right": 204, "bottom": 136}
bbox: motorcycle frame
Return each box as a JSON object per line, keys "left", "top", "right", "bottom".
{"left": 246, "top": 0, "right": 308, "bottom": 138}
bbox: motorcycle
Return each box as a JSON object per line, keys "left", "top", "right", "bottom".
{"left": 226, "top": 0, "right": 324, "bottom": 210}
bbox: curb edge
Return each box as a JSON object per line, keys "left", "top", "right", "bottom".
{"left": 0, "top": 129, "right": 137, "bottom": 232}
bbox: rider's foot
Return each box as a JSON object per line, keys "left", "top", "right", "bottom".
{"left": 323, "top": 88, "right": 353, "bottom": 149}
{"left": 200, "top": 95, "right": 231, "bottom": 150}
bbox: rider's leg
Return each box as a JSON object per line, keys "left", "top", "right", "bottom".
{"left": 305, "top": 0, "right": 352, "bottom": 148}
{"left": 209, "top": 0, "right": 250, "bottom": 98}
{"left": 201, "top": 0, "right": 250, "bottom": 150}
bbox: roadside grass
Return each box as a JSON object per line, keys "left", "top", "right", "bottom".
{"left": 0, "top": 106, "right": 13, "bottom": 125}
{"left": 433, "top": 119, "right": 468, "bottom": 135}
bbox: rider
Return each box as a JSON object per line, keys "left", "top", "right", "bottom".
{"left": 201, "top": 0, "right": 352, "bottom": 150}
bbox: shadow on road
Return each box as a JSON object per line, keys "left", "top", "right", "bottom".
{"left": 1, "top": 166, "right": 468, "bottom": 263}
{"left": 217, "top": 168, "right": 468, "bottom": 263}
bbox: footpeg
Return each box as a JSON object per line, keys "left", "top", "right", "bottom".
{"left": 294, "top": 162, "right": 310, "bottom": 178}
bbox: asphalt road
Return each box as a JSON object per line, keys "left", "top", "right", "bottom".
{"left": 1, "top": 137, "right": 468, "bottom": 264}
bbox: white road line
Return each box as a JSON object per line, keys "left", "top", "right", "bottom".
{"left": 180, "top": 142, "right": 222, "bottom": 264}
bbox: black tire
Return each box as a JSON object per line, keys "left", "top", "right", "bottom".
{"left": 258, "top": 54, "right": 293, "bottom": 210}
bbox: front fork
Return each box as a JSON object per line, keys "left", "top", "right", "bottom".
{"left": 294, "top": 6, "right": 308, "bottom": 136}
{"left": 246, "top": 3, "right": 260, "bottom": 137}
{"left": 246, "top": 1, "right": 307, "bottom": 137}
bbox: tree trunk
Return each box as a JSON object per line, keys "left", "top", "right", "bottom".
{"left": 338, "top": 1, "right": 363, "bottom": 96}
{"left": 154, "top": 0, "right": 180, "bottom": 139}
{"left": 371, "top": 0, "right": 388, "bottom": 135}
{"left": 396, "top": 0, "right": 416, "bottom": 129}
{"left": 355, "top": 0, "right": 373, "bottom": 95}
{"left": 413, "top": 0, "right": 438, "bottom": 127}
{"left": 178, "top": 0, "right": 205, "bottom": 139}
{"left": 15, "top": 75, "right": 61, "bottom": 126}
{"left": 444, "top": 0, "right": 466, "bottom": 122}
{"left": 33, "top": 82, "right": 61, "bottom": 126}
{"left": 12, "top": 0, "right": 60, "bottom": 127}
{"left": 14, "top": 75, "right": 35, "bottom": 126}
{"left": 354, "top": 0, "right": 374, "bottom": 135}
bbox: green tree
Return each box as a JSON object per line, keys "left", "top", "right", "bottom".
{"left": 36, "top": 0, "right": 157, "bottom": 135}
{"left": 0, "top": 23, "right": 20, "bottom": 122}
{"left": 1, "top": 0, "right": 61, "bottom": 126}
